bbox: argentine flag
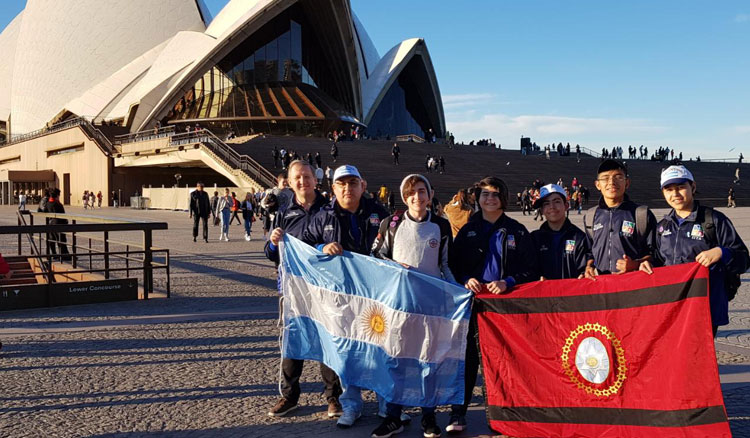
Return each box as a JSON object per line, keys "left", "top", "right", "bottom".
{"left": 280, "top": 235, "right": 472, "bottom": 407}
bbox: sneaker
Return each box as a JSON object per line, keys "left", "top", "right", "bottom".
{"left": 336, "top": 410, "right": 361, "bottom": 429}
{"left": 193, "top": 236, "right": 196, "bottom": 242}
{"left": 267, "top": 398, "right": 297, "bottom": 417}
{"left": 372, "top": 417, "right": 404, "bottom": 438}
{"left": 327, "top": 399, "right": 343, "bottom": 418}
{"left": 399, "top": 413, "right": 411, "bottom": 424}
{"left": 421, "top": 414, "right": 441, "bottom": 438}
{"left": 445, "top": 414, "right": 466, "bottom": 434}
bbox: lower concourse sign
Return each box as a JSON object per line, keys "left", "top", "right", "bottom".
{"left": 0, "top": 278, "right": 138, "bottom": 311}
{"left": 476, "top": 263, "right": 731, "bottom": 438}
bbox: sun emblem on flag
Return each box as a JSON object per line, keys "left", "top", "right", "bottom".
{"left": 561, "top": 323, "right": 627, "bottom": 397}
{"left": 361, "top": 304, "right": 388, "bottom": 344}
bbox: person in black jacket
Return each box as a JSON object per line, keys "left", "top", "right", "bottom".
{"left": 44, "top": 188, "right": 70, "bottom": 260}
{"left": 188, "top": 182, "right": 211, "bottom": 242}
{"left": 447, "top": 176, "right": 538, "bottom": 434}
{"left": 531, "top": 184, "right": 592, "bottom": 279}
{"left": 300, "top": 164, "right": 389, "bottom": 429}
{"left": 265, "top": 161, "right": 343, "bottom": 420}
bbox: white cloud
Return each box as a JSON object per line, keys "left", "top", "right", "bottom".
{"left": 735, "top": 13, "right": 749, "bottom": 22}
{"left": 446, "top": 112, "right": 666, "bottom": 147}
{"left": 734, "top": 125, "right": 750, "bottom": 133}
{"left": 442, "top": 93, "right": 515, "bottom": 110}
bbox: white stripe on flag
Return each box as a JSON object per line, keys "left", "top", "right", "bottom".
{"left": 284, "top": 273, "right": 467, "bottom": 363}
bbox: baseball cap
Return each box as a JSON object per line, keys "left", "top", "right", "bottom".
{"left": 534, "top": 184, "right": 567, "bottom": 209}
{"left": 660, "top": 165, "right": 694, "bottom": 189}
{"left": 597, "top": 159, "right": 627, "bottom": 175}
{"left": 333, "top": 165, "right": 361, "bottom": 181}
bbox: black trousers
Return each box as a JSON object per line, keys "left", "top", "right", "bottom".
{"left": 193, "top": 215, "right": 208, "bottom": 240}
{"left": 230, "top": 210, "right": 242, "bottom": 225}
{"left": 279, "top": 299, "right": 342, "bottom": 403}
{"left": 452, "top": 311, "right": 480, "bottom": 416}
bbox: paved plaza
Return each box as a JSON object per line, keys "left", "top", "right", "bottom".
{"left": 0, "top": 204, "right": 748, "bottom": 438}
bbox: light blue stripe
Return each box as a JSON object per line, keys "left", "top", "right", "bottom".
{"left": 284, "top": 315, "right": 466, "bottom": 407}
{"left": 282, "top": 235, "right": 471, "bottom": 321}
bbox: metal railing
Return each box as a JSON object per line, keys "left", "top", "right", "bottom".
{"left": 3, "top": 211, "right": 170, "bottom": 299}
{"left": 114, "top": 126, "right": 176, "bottom": 145}
{"left": 1, "top": 116, "right": 116, "bottom": 156}
{"left": 167, "top": 129, "right": 276, "bottom": 187}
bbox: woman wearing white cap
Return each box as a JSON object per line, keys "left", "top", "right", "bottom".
{"left": 639, "top": 165, "right": 750, "bottom": 336}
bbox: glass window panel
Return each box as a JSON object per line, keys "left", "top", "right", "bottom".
{"left": 264, "top": 39, "right": 277, "bottom": 82}
{"left": 254, "top": 46, "right": 265, "bottom": 84}
{"left": 278, "top": 31, "right": 290, "bottom": 81}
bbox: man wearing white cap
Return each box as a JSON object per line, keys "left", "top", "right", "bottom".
{"left": 639, "top": 165, "right": 750, "bottom": 336}
{"left": 531, "top": 184, "right": 592, "bottom": 280}
{"left": 301, "top": 164, "right": 390, "bottom": 428}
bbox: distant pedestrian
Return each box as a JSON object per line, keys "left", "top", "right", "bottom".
{"left": 315, "top": 152, "right": 322, "bottom": 168}
{"left": 734, "top": 167, "right": 741, "bottom": 184}
{"left": 740, "top": 153, "right": 744, "bottom": 164}
{"left": 272, "top": 146, "right": 280, "bottom": 168}
{"left": 325, "top": 166, "right": 333, "bottom": 189}
{"left": 112, "top": 191, "right": 119, "bottom": 208}
{"left": 241, "top": 193, "right": 256, "bottom": 241}
{"left": 392, "top": 142, "right": 400, "bottom": 165}
{"left": 230, "top": 192, "right": 242, "bottom": 225}
{"left": 439, "top": 156, "right": 446, "bottom": 173}
{"left": 315, "top": 166, "right": 324, "bottom": 186}
{"left": 330, "top": 143, "right": 338, "bottom": 163}
{"left": 18, "top": 192, "right": 26, "bottom": 210}
{"left": 189, "top": 182, "right": 211, "bottom": 243}
{"left": 217, "top": 188, "right": 233, "bottom": 241}
{"left": 728, "top": 186, "right": 737, "bottom": 208}
{"left": 96, "top": 191, "right": 102, "bottom": 208}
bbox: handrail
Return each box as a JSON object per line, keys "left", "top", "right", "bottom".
{"left": 3, "top": 117, "right": 88, "bottom": 146}
{"left": 114, "top": 126, "right": 176, "bottom": 145}
{"left": 168, "top": 129, "right": 276, "bottom": 187}
{"left": 16, "top": 210, "right": 50, "bottom": 279}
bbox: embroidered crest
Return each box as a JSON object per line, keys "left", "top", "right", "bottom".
{"left": 369, "top": 214, "right": 381, "bottom": 226}
{"left": 389, "top": 221, "right": 397, "bottom": 228}
{"left": 690, "top": 224, "right": 704, "bottom": 240}
{"left": 507, "top": 235, "right": 516, "bottom": 249}
{"left": 621, "top": 221, "right": 635, "bottom": 237}
{"left": 565, "top": 240, "right": 576, "bottom": 253}
{"left": 428, "top": 238, "right": 439, "bottom": 249}
{"left": 467, "top": 231, "right": 477, "bottom": 237}
{"left": 593, "top": 223, "right": 604, "bottom": 232}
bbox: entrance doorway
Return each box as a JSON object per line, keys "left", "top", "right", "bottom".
{"left": 63, "top": 173, "right": 71, "bottom": 205}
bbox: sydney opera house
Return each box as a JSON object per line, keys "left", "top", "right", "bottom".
{"left": 0, "top": 0, "right": 445, "bottom": 206}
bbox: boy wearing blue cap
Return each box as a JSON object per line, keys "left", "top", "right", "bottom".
{"left": 639, "top": 165, "right": 750, "bottom": 336}
{"left": 531, "top": 184, "right": 593, "bottom": 279}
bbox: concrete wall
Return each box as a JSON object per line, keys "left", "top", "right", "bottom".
{"left": 143, "top": 186, "right": 258, "bottom": 210}
{"left": 0, "top": 126, "right": 110, "bottom": 206}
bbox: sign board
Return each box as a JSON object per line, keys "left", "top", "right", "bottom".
{"left": 0, "top": 278, "right": 139, "bottom": 311}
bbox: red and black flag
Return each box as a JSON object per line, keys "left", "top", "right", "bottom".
{"left": 477, "top": 263, "right": 731, "bottom": 438}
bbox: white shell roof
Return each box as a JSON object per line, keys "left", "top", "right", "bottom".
{"left": 0, "top": 12, "right": 22, "bottom": 122}
{"left": 4, "top": 0, "right": 206, "bottom": 135}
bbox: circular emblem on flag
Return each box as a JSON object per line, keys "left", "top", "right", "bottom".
{"left": 561, "top": 323, "right": 627, "bottom": 397}
{"left": 361, "top": 304, "right": 388, "bottom": 344}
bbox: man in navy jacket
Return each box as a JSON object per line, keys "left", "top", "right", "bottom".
{"left": 301, "top": 164, "right": 389, "bottom": 429}
{"left": 265, "top": 160, "right": 342, "bottom": 419}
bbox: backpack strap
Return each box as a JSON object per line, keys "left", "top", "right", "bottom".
{"left": 698, "top": 205, "right": 718, "bottom": 247}
{"left": 635, "top": 205, "right": 649, "bottom": 251}
{"left": 583, "top": 206, "right": 598, "bottom": 240}
{"left": 430, "top": 214, "right": 453, "bottom": 267}
{"left": 384, "top": 210, "right": 406, "bottom": 256}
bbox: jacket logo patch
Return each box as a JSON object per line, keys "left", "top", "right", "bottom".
{"left": 324, "top": 224, "right": 334, "bottom": 232}
{"left": 593, "top": 223, "right": 604, "bottom": 232}
{"left": 565, "top": 240, "right": 576, "bottom": 253}
{"left": 539, "top": 245, "right": 548, "bottom": 252}
{"left": 662, "top": 229, "right": 672, "bottom": 237}
{"left": 621, "top": 221, "right": 635, "bottom": 237}
{"left": 428, "top": 238, "right": 439, "bottom": 248}
{"left": 507, "top": 235, "right": 516, "bottom": 249}
{"left": 691, "top": 224, "right": 704, "bottom": 240}
{"left": 369, "top": 214, "right": 381, "bottom": 226}
{"left": 285, "top": 211, "right": 301, "bottom": 217}
{"left": 467, "top": 231, "right": 477, "bottom": 237}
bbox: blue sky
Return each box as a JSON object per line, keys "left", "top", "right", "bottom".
{"left": 2, "top": 1, "right": 748, "bottom": 158}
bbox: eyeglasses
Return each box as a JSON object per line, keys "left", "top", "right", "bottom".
{"left": 596, "top": 175, "right": 626, "bottom": 184}
{"left": 334, "top": 180, "right": 361, "bottom": 187}
{"left": 480, "top": 191, "right": 501, "bottom": 198}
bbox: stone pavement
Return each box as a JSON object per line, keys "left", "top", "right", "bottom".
{"left": 0, "top": 205, "right": 748, "bottom": 437}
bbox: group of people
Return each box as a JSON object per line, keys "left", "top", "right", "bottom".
{"left": 258, "top": 157, "right": 749, "bottom": 438}
{"left": 189, "top": 185, "right": 258, "bottom": 242}
{"left": 81, "top": 190, "right": 103, "bottom": 209}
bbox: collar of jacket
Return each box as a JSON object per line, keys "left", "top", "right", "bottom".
{"left": 329, "top": 196, "right": 376, "bottom": 218}
{"left": 287, "top": 190, "right": 326, "bottom": 211}
{"left": 665, "top": 200, "right": 700, "bottom": 224}
{"left": 539, "top": 217, "right": 574, "bottom": 234}
{"left": 468, "top": 210, "right": 510, "bottom": 232}
{"left": 597, "top": 193, "right": 633, "bottom": 210}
